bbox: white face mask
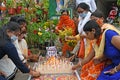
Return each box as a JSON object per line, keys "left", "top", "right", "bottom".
{"left": 11, "top": 35, "right": 18, "bottom": 42}
{"left": 79, "top": 12, "right": 87, "bottom": 18}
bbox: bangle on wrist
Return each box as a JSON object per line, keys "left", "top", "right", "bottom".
{"left": 79, "top": 61, "right": 82, "bottom": 67}
{"left": 114, "top": 66, "right": 118, "bottom": 72}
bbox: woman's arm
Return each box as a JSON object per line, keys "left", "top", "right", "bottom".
{"left": 3, "top": 43, "right": 30, "bottom": 73}
{"left": 111, "top": 35, "right": 120, "bottom": 50}
{"left": 107, "top": 64, "right": 120, "bottom": 74}
{"left": 115, "top": 64, "right": 120, "bottom": 72}
{"left": 72, "top": 47, "right": 95, "bottom": 70}
{"left": 105, "top": 30, "right": 120, "bottom": 50}
{"left": 81, "top": 47, "right": 95, "bottom": 66}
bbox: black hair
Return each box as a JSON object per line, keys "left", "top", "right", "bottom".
{"left": 10, "top": 15, "right": 20, "bottom": 22}
{"left": 0, "top": 21, "right": 20, "bottom": 46}
{"left": 77, "top": 2, "right": 90, "bottom": 11}
{"left": 2, "top": 21, "right": 20, "bottom": 32}
{"left": 10, "top": 15, "right": 27, "bottom": 31}
{"left": 10, "top": 15, "right": 27, "bottom": 25}
{"left": 61, "top": 9, "right": 69, "bottom": 15}
{"left": 17, "top": 17, "right": 27, "bottom": 25}
{"left": 83, "top": 20, "right": 101, "bottom": 38}
{"left": 91, "top": 10, "right": 104, "bottom": 18}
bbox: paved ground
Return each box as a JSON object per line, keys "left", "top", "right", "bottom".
{"left": 14, "top": 70, "right": 30, "bottom": 80}
{"left": 14, "top": 62, "right": 34, "bottom": 80}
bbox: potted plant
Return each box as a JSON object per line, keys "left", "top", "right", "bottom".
{"left": 26, "top": 20, "right": 58, "bottom": 50}
{"left": 16, "top": 1, "right": 23, "bottom": 14}
{"left": 6, "top": 0, "right": 16, "bottom": 15}
{"left": 37, "top": 20, "right": 58, "bottom": 49}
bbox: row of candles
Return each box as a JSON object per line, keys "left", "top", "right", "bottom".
{"left": 36, "top": 57, "right": 73, "bottom": 74}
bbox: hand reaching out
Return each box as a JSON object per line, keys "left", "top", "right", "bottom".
{"left": 68, "top": 55, "right": 75, "bottom": 62}
{"left": 72, "top": 62, "right": 82, "bottom": 70}
{"left": 29, "top": 70, "right": 40, "bottom": 78}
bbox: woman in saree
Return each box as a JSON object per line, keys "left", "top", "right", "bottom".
{"left": 71, "top": 10, "right": 107, "bottom": 80}
{"left": 73, "top": 20, "right": 120, "bottom": 80}
{"left": 56, "top": 9, "right": 76, "bottom": 57}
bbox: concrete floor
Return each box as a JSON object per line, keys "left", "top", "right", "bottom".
{"left": 14, "top": 62, "right": 34, "bottom": 80}
{"left": 14, "top": 70, "right": 29, "bottom": 80}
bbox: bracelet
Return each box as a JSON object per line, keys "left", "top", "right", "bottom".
{"left": 114, "top": 66, "right": 118, "bottom": 72}
{"left": 79, "top": 61, "right": 82, "bottom": 67}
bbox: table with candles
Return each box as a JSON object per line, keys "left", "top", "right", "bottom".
{"left": 28, "top": 56, "right": 81, "bottom": 80}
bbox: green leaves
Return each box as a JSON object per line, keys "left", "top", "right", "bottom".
{"left": 26, "top": 21, "right": 58, "bottom": 45}
{"left": 117, "top": 0, "right": 120, "bottom": 6}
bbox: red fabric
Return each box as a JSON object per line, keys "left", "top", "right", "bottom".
{"left": 56, "top": 15, "right": 76, "bottom": 35}
{"left": 62, "top": 43, "right": 74, "bottom": 57}
{"left": 28, "top": 49, "right": 31, "bottom": 56}
{"left": 56, "top": 15, "right": 76, "bottom": 57}
{"left": 77, "top": 38, "right": 85, "bottom": 59}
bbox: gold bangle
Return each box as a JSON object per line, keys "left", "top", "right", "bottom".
{"left": 114, "top": 66, "right": 118, "bottom": 72}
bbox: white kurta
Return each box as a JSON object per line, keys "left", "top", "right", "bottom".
{"left": 78, "top": 11, "right": 91, "bottom": 34}
{"left": 72, "top": 12, "right": 91, "bottom": 55}
{"left": 18, "top": 39, "right": 28, "bottom": 58}
{"left": 76, "top": 0, "right": 97, "bottom": 12}
{"left": 13, "top": 40, "right": 25, "bottom": 61}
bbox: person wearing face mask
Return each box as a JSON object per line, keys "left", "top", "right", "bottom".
{"left": 10, "top": 16, "right": 28, "bottom": 63}
{"left": 68, "top": 10, "right": 105, "bottom": 57}
{"left": 0, "top": 16, "right": 20, "bottom": 80}
{"left": 55, "top": 9, "right": 76, "bottom": 57}
{"left": 0, "top": 34, "right": 18, "bottom": 80}
{"left": 77, "top": 3, "right": 91, "bottom": 34}
{"left": 0, "top": 22, "right": 40, "bottom": 80}
{"left": 0, "top": 16, "right": 38, "bottom": 80}
{"left": 66, "top": 3, "right": 91, "bottom": 61}
{"left": 11, "top": 16, "right": 39, "bottom": 62}
{"left": 71, "top": 10, "right": 117, "bottom": 80}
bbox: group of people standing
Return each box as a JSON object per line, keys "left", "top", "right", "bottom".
{"left": 56, "top": 0, "right": 120, "bottom": 80}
